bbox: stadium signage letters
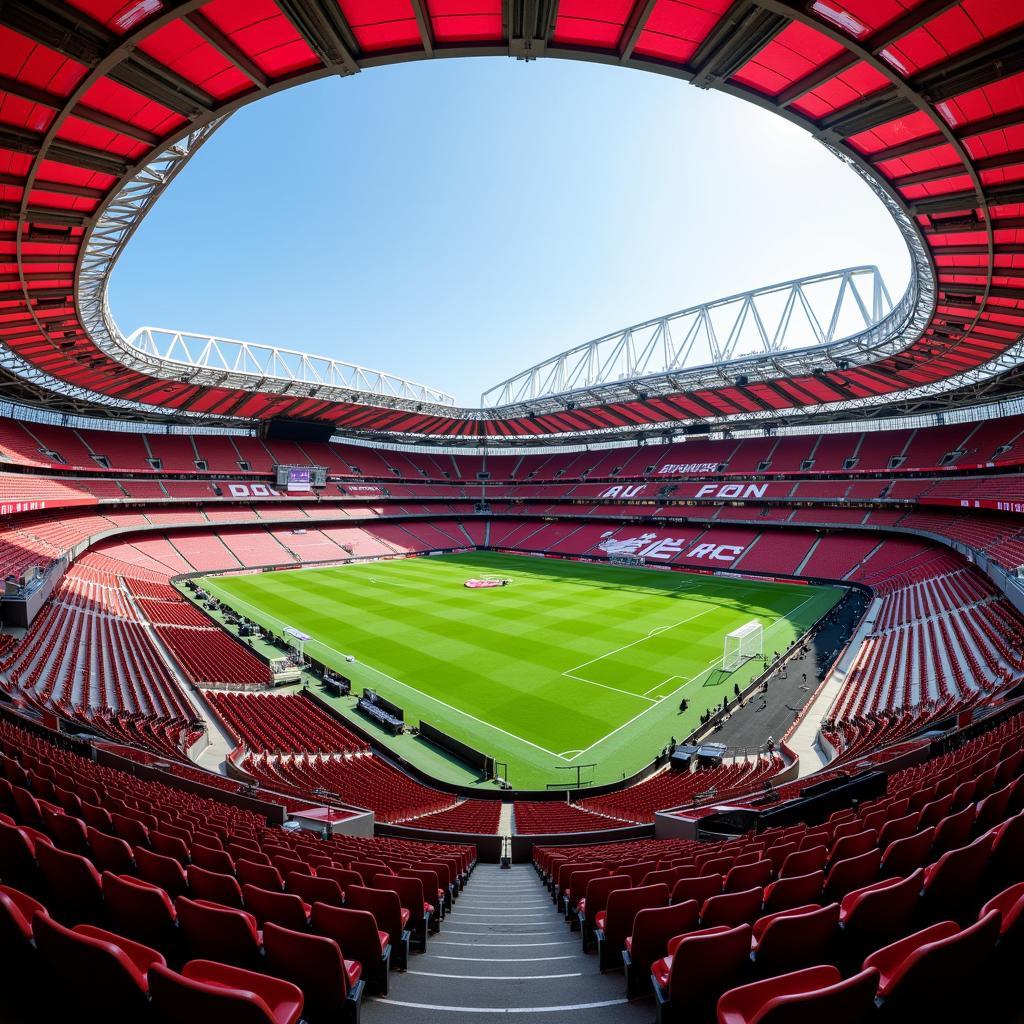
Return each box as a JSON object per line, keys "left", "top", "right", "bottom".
{"left": 220, "top": 482, "right": 283, "bottom": 498}
{"left": 0, "top": 500, "right": 49, "bottom": 516}
{"left": 689, "top": 543, "right": 744, "bottom": 562}
{"left": 657, "top": 463, "right": 720, "bottom": 475}
{"left": 599, "top": 531, "right": 745, "bottom": 563}
{"left": 0, "top": 498, "right": 95, "bottom": 516}
{"left": 598, "top": 484, "right": 648, "bottom": 499}
{"left": 694, "top": 483, "right": 768, "bottom": 500}
{"left": 920, "top": 496, "right": 1024, "bottom": 515}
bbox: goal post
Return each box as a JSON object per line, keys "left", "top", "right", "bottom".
{"left": 723, "top": 620, "right": 764, "bottom": 672}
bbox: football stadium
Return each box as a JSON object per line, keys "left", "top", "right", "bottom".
{"left": 2, "top": 2, "right": 1024, "bottom": 1023}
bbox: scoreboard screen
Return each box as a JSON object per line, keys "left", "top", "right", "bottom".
{"left": 275, "top": 465, "right": 327, "bottom": 490}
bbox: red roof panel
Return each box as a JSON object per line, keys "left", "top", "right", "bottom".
{"left": 875, "top": 141, "right": 959, "bottom": 178}
{"left": 55, "top": 116, "right": 149, "bottom": 159}
{"left": 137, "top": 21, "right": 255, "bottom": 100}
{"left": 633, "top": 0, "right": 732, "bottom": 66}
{"left": 552, "top": 0, "right": 634, "bottom": 48}
{"left": 790, "top": 61, "right": 890, "bottom": 119}
{"left": 937, "top": 69, "right": 1024, "bottom": 133}
{"left": 201, "top": 0, "right": 320, "bottom": 76}
{"left": 846, "top": 109, "right": 937, "bottom": 154}
{"left": 80, "top": 78, "right": 188, "bottom": 135}
{"left": 336, "top": 0, "right": 423, "bottom": 52}
{"left": 0, "top": 27, "right": 88, "bottom": 97}
{"left": 427, "top": 1, "right": 503, "bottom": 43}
{"left": 64, "top": 0, "right": 164, "bottom": 35}
{"left": 880, "top": 0, "right": 1024, "bottom": 78}
{"left": 733, "top": 22, "right": 844, "bottom": 97}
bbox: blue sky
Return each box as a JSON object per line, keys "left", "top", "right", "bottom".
{"left": 110, "top": 58, "right": 910, "bottom": 406}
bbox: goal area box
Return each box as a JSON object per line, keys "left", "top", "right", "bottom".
{"left": 723, "top": 620, "right": 763, "bottom": 672}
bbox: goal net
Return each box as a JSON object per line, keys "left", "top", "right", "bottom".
{"left": 723, "top": 621, "right": 764, "bottom": 672}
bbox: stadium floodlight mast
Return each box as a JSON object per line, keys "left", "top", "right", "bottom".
{"left": 723, "top": 621, "right": 764, "bottom": 673}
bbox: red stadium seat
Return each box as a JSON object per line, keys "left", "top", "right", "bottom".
{"left": 149, "top": 960, "right": 303, "bottom": 1024}
{"left": 864, "top": 912, "right": 1000, "bottom": 1015}
{"left": 623, "top": 900, "right": 699, "bottom": 996}
{"left": 175, "top": 897, "right": 263, "bottom": 970}
{"left": 310, "top": 903, "right": 391, "bottom": 995}
{"left": 717, "top": 965, "right": 879, "bottom": 1024}
{"left": 263, "top": 921, "right": 364, "bottom": 1023}
{"left": 700, "top": 886, "right": 763, "bottom": 929}
{"left": 751, "top": 903, "right": 839, "bottom": 976}
{"left": 35, "top": 843, "right": 103, "bottom": 924}
{"left": 595, "top": 882, "right": 670, "bottom": 972}
{"left": 0, "top": 883, "right": 47, "bottom": 963}
{"left": 762, "top": 871, "right": 824, "bottom": 915}
{"left": 651, "top": 923, "right": 752, "bottom": 1024}
{"left": 102, "top": 871, "right": 178, "bottom": 949}
{"left": 242, "top": 885, "right": 310, "bottom": 932}
{"left": 34, "top": 915, "right": 164, "bottom": 1018}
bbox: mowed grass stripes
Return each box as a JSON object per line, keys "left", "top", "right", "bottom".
{"left": 202, "top": 553, "right": 841, "bottom": 790}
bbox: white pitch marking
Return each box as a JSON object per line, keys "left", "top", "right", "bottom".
{"left": 408, "top": 971, "right": 581, "bottom": 980}
{"left": 433, "top": 955, "right": 578, "bottom": 963}
{"left": 431, "top": 940, "right": 577, "bottom": 947}
{"left": 441, "top": 929, "right": 568, "bottom": 936}
{"left": 454, "top": 911, "right": 554, "bottom": 918}
{"left": 379, "top": 998, "right": 630, "bottom": 1013}
{"left": 202, "top": 578, "right": 572, "bottom": 761}
{"left": 559, "top": 671, "right": 658, "bottom": 702}
{"left": 565, "top": 591, "right": 828, "bottom": 761}
{"left": 208, "top": 565, "right": 832, "bottom": 767}
{"left": 561, "top": 604, "right": 717, "bottom": 676}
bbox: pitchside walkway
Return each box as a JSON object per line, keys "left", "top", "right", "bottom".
{"left": 788, "top": 597, "right": 883, "bottom": 775}
{"left": 708, "top": 592, "right": 869, "bottom": 756}
{"left": 361, "top": 864, "right": 650, "bottom": 1023}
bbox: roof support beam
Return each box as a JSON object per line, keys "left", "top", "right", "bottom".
{"left": 690, "top": 0, "right": 788, "bottom": 88}
{"left": 817, "top": 89, "right": 917, "bottom": 140}
{"left": 893, "top": 148, "right": 1024, "bottom": 188}
{"left": 777, "top": 52, "right": 856, "bottom": 107}
{"left": 108, "top": 53, "right": 215, "bottom": 117}
{"left": 508, "top": 0, "right": 560, "bottom": 60}
{"left": 0, "top": 125, "right": 129, "bottom": 177}
{"left": 914, "top": 27, "right": 1024, "bottom": 103}
{"left": 73, "top": 106, "right": 162, "bottom": 146}
{"left": 912, "top": 181, "right": 1024, "bottom": 216}
{"left": 767, "top": 0, "right": 957, "bottom": 108}
{"left": 0, "top": 77, "right": 162, "bottom": 145}
{"left": 275, "top": 0, "right": 361, "bottom": 74}
{"left": 186, "top": 11, "right": 270, "bottom": 89}
{"left": 0, "top": 75, "right": 65, "bottom": 111}
{"left": 862, "top": 0, "right": 961, "bottom": 53}
{"left": 868, "top": 108, "right": 1024, "bottom": 164}
{"left": 618, "top": 0, "right": 658, "bottom": 62}
{"left": 409, "top": 0, "right": 436, "bottom": 56}
{"left": 0, "top": 0, "right": 112, "bottom": 66}
{"left": 0, "top": 173, "right": 104, "bottom": 201}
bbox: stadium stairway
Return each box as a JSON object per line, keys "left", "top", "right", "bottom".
{"left": 361, "top": 864, "right": 650, "bottom": 1024}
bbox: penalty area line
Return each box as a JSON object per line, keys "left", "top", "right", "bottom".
{"left": 560, "top": 670, "right": 658, "bottom": 703}
{"left": 199, "top": 578, "right": 573, "bottom": 762}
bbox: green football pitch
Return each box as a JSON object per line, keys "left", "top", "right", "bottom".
{"left": 199, "top": 552, "right": 842, "bottom": 790}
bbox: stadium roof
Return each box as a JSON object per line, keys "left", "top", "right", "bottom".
{"left": 0, "top": 0, "right": 1022, "bottom": 442}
